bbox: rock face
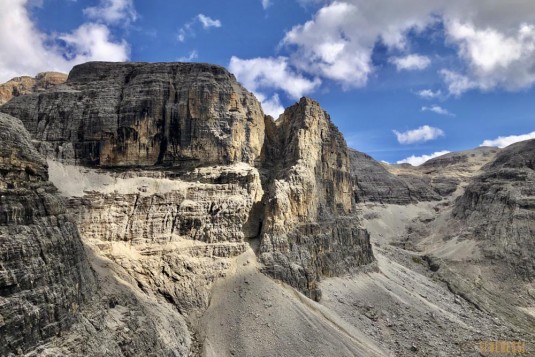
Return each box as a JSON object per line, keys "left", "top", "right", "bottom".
{"left": 453, "top": 140, "right": 535, "bottom": 279}
{"left": 1, "top": 62, "right": 264, "bottom": 167}
{"left": 0, "top": 72, "right": 67, "bottom": 105}
{"left": 1, "top": 62, "right": 379, "bottom": 354}
{"left": 49, "top": 161, "right": 263, "bottom": 313}
{"left": 349, "top": 149, "right": 441, "bottom": 204}
{"left": 0, "top": 113, "right": 95, "bottom": 355}
{"left": 0, "top": 63, "right": 376, "bottom": 303}
{"left": 259, "top": 98, "right": 374, "bottom": 300}
{"left": 387, "top": 146, "right": 500, "bottom": 200}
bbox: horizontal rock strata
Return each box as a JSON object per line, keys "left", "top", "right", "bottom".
{"left": 1, "top": 62, "right": 264, "bottom": 168}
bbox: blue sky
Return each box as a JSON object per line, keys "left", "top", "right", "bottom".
{"left": 1, "top": 0, "right": 534, "bottom": 165}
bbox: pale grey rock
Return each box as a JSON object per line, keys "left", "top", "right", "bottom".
{"left": 259, "top": 98, "right": 375, "bottom": 300}
{"left": 0, "top": 112, "right": 95, "bottom": 355}
{"left": 453, "top": 139, "right": 535, "bottom": 279}
{"left": 0, "top": 72, "right": 67, "bottom": 106}
{"left": 349, "top": 149, "right": 440, "bottom": 204}
{"left": 53, "top": 162, "right": 263, "bottom": 313}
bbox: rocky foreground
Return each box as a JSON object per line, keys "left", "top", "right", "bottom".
{"left": 0, "top": 62, "right": 534, "bottom": 356}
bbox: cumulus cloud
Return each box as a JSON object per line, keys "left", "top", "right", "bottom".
{"left": 417, "top": 89, "right": 442, "bottom": 99}
{"left": 84, "top": 0, "right": 137, "bottom": 25}
{"left": 229, "top": 56, "right": 320, "bottom": 117}
{"left": 0, "top": 0, "right": 130, "bottom": 83}
{"left": 256, "top": 93, "right": 285, "bottom": 118}
{"left": 443, "top": 20, "right": 535, "bottom": 94}
{"left": 421, "top": 105, "right": 454, "bottom": 116}
{"left": 178, "top": 14, "right": 222, "bottom": 42}
{"left": 480, "top": 131, "right": 535, "bottom": 148}
{"left": 393, "top": 125, "right": 445, "bottom": 144}
{"left": 59, "top": 23, "right": 129, "bottom": 61}
{"left": 397, "top": 150, "right": 451, "bottom": 166}
{"left": 233, "top": 0, "right": 535, "bottom": 96}
{"left": 390, "top": 54, "right": 431, "bottom": 71}
{"left": 283, "top": 2, "right": 377, "bottom": 88}
{"left": 261, "top": 0, "right": 272, "bottom": 10}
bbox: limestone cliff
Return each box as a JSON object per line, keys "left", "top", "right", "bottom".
{"left": 0, "top": 63, "right": 377, "bottom": 303}
{"left": 259, "top": 98, "right": 375, "bottom": 300}
{"left": 3, "top": 61, "right": 533, "bottom": 357}
{"left": 452, "top": 139, "right": 535, "bottom": 279}
{"left": 0, "top": 72, "right": 67, "bottom": 105}
{"left": 51, "top": 161, "right": 264, "bottom": 313}
{"left": 1, "top": 62, "right": 264, "bottom": 167}
{"left": 349, "top": 149, "right": 441, "bottom": 204}
{"left": 0, "top": 112, "right": 95, "bottom": 355}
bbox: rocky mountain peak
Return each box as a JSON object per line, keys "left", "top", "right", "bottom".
{"left": 0, "top": 72, "right": 67, "bottom": 105}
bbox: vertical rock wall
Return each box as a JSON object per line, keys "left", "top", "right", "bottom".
{"left": 259, "top": 98, "right": 375, "bottom": 300}
{"left": 0, "top": 62, "right": 376, "bottom": 306}
{"left": 1, "top": 62, "right": 265, "bottom": 167}
{"left": 0, "top": 113, "right": 96, "bottom": 355}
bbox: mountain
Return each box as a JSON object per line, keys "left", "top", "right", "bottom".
{"left": 0, "top": 72, "right": 67, "bottom": 106}
{"left": 0, "top": 62, "right": 533, "bottom": 356}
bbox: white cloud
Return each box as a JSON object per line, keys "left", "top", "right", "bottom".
{"left": 417, "top": 89, "right": 442, "bottom": 99}
{"left": 59, "top": 23, "right": 129, "bottom": 62}
{"left": 389, "top": 54, "right": 431, "bottom": 71}
{"left": 397, "top": 150, "right": 451, "bottom": 166}
{"left": 178, "top": 50, "right": 198, "bottom": 62}
{"left": 282, "top": 2, "right": 375, "bottom": 88}
{"left": 443, "top": 20, "right": 535, "bottom": 94}
{"left": 421, "top": 105, "right": 454, "bottom": 116}
{"left": 234, "top": 0, "right": 535, "bottom": 96}
{"left": 229, "top": 56, "right": 321, "bottom": 99}
{"left": 261, "top": 0, "right": 272, "bottom": 10}
{"left": 197, "top": 14, "right": 222, "bottom": 29}
{"left": 256, "top": 93, "right": 285, "bottom": 118}
{"left": 480, "top": 131, "right": 535, "bottom": 148}
{"left": 0, "top": 0, "right": 130, "bottom": 83}
{"left": 393, "top": 125, "right": 445, "bottom": 144}
{"left": 440, "top": 69, "right": 476, "bottom": 96}
{"left": 229, "top": 56, "right": 321, "bottom": 117}
{"left": 83, "top": 0, "right": 137, "bottom": 25}
{"left": 178, "top": 14, "right": 222, "bottom": 42}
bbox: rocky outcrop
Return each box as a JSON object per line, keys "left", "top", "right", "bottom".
{"left": 48, "top": 160, "right": 263, "bottom": 313}
{"left": 1, "top": 62, "right": 264, "bottom": 168}
{"left": 349, "top": 149, "right": 441, "bottom": 204}
{"left": 0, "top": 113, "right": 95, "bottom": 355}
{"left": 259, "top": 98, "right": 375, "bottom": 300}
{"left": 452, "top": 139, "right": 535, "bottom": 279}
{"left": 0, "top": 72, "right": 67, "bottom": 105}
{"left": 2, "top": 62, "right": 375, "bottom": 314}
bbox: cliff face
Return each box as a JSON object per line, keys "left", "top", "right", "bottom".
{"left": 0, "top": 63, "right": 375, "bottom": 303}
{"left": 0, "top": 113, "right": 95, "bottom": 355}
{"left": 1, "top": 62, "right": 264, "bottom": 168}
{"left": 259, "top": 98, "right": 374, "bottom": 300}
{"left": 49, "top": 161, "right": 264, "bottom": 313}
{"left": 0, "top": 62, "right": 379, "bottom": 354}
{"left": 0, "top": 72, "right": 67, "bottom": 105}
{"left": 348, "top": 149, "right": 441, "bottom": 204}
{"left": 452, "top": 140, "right": 535, "bottom": 279}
